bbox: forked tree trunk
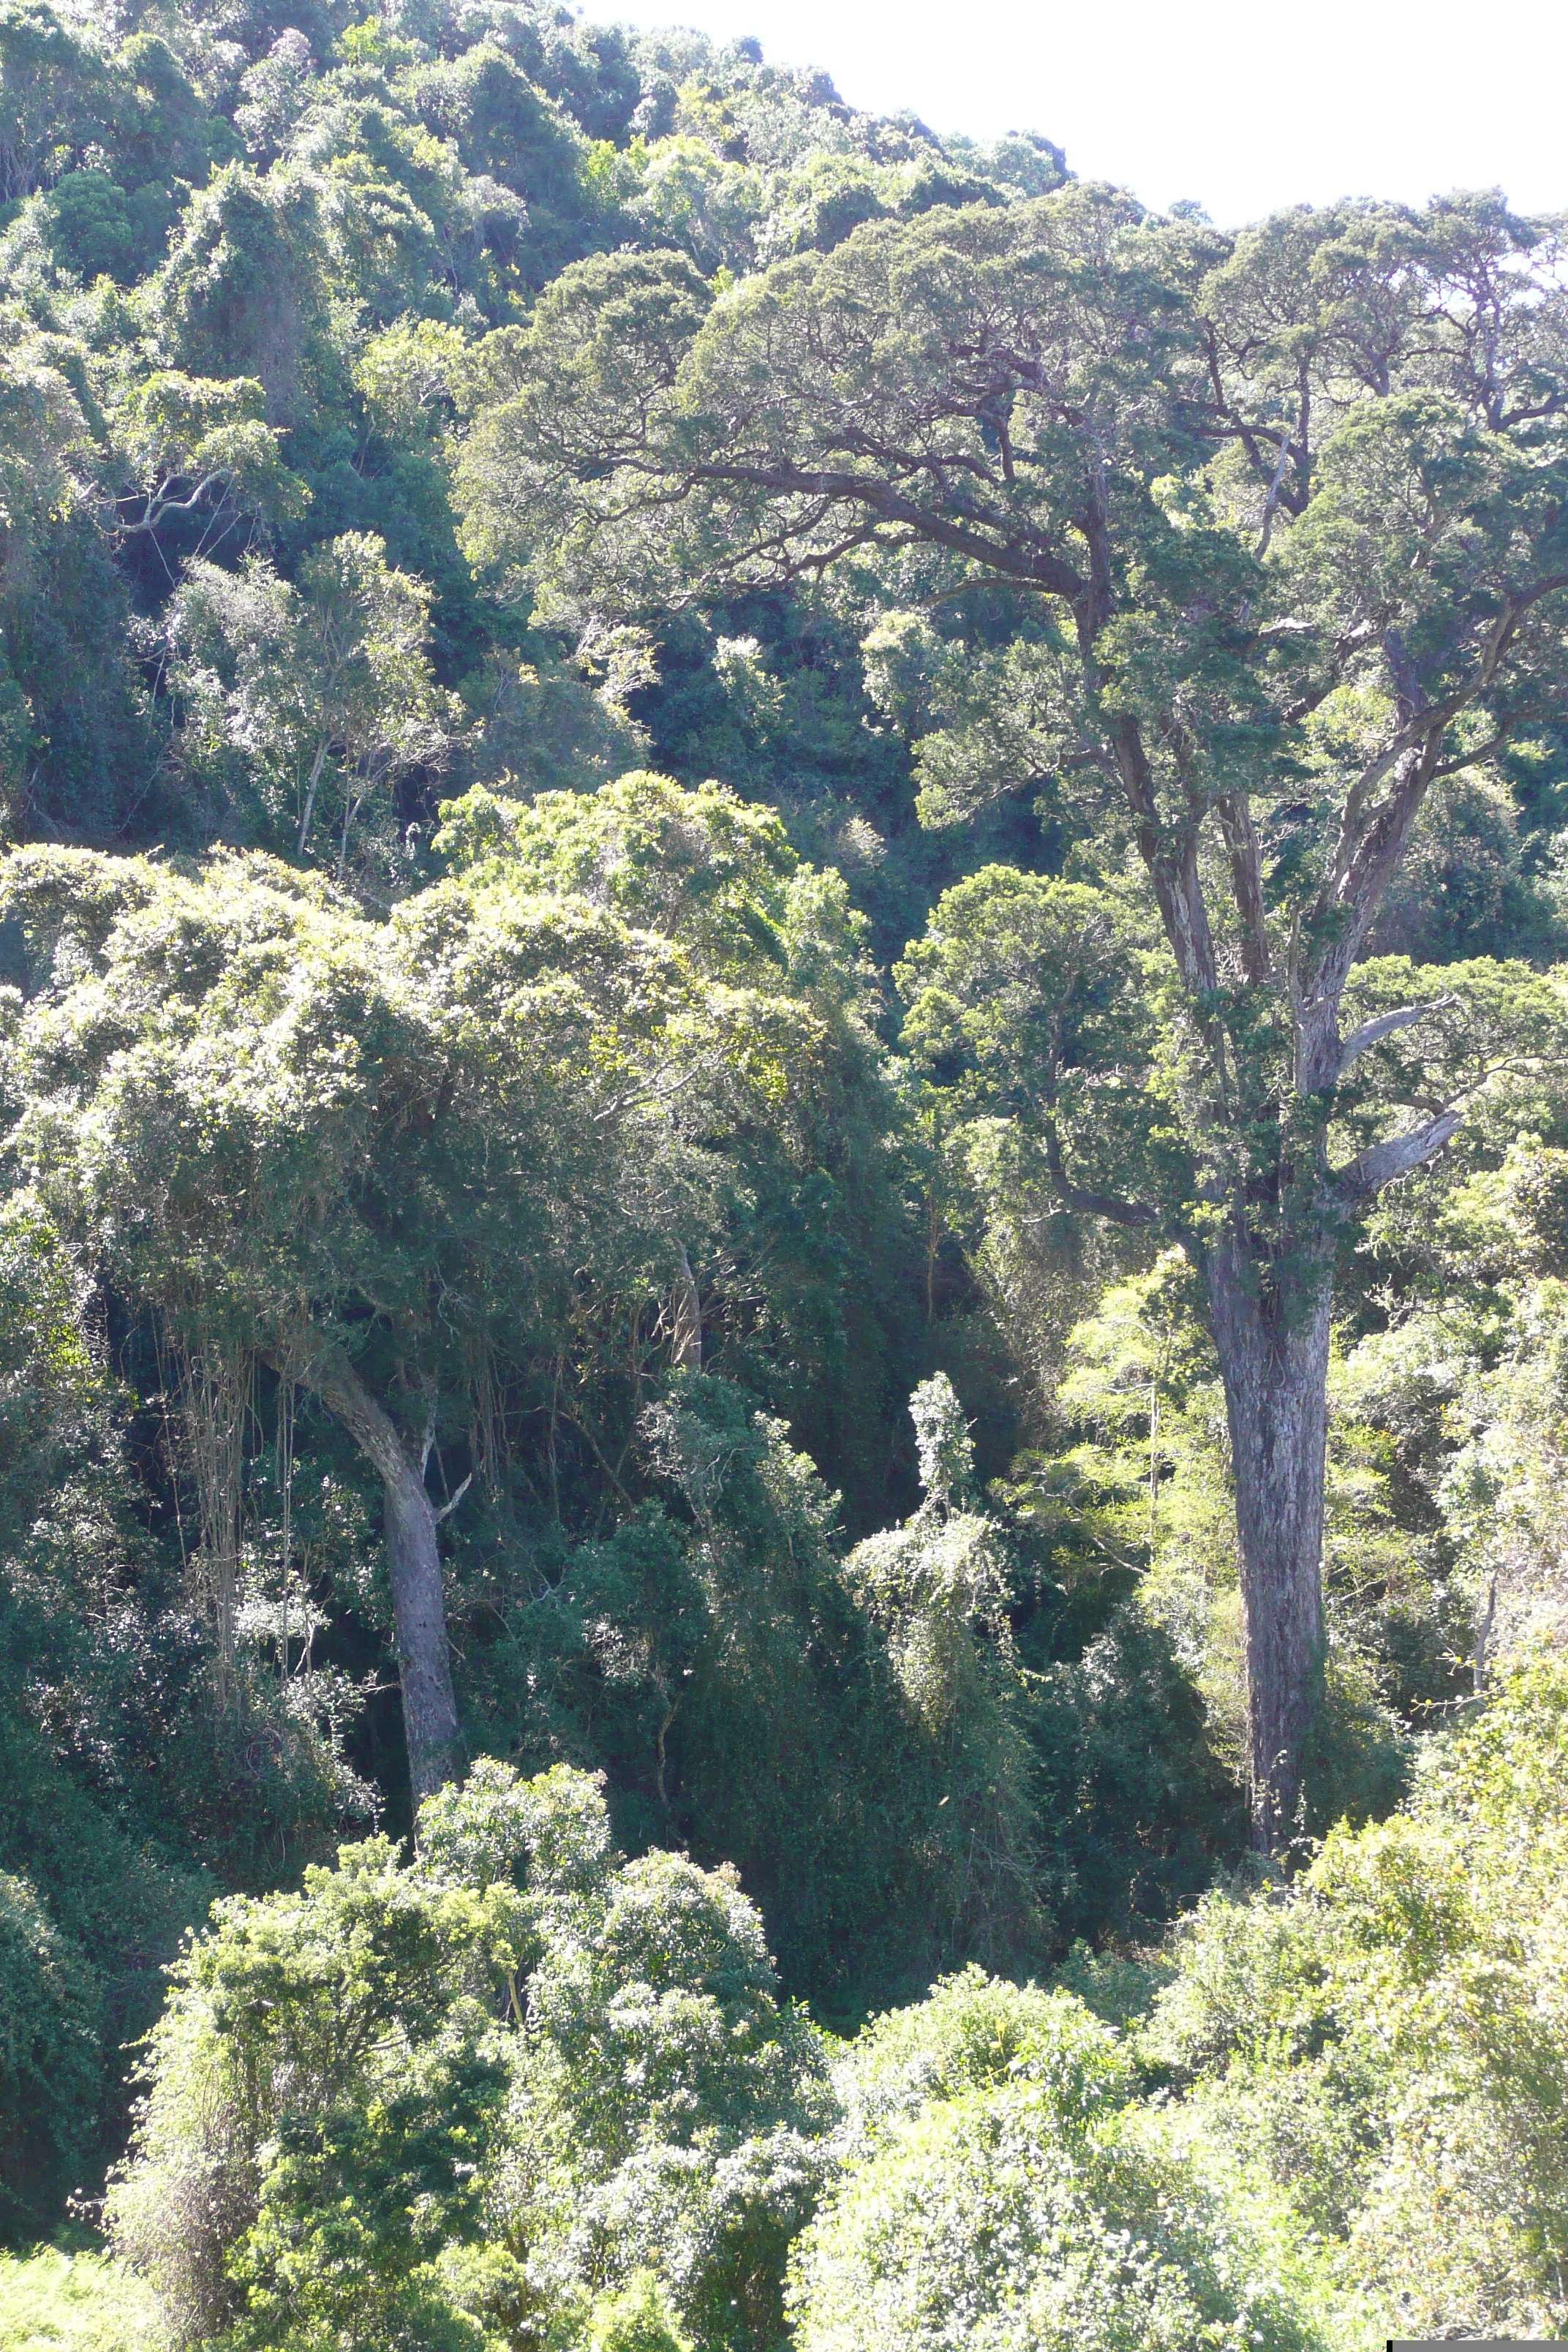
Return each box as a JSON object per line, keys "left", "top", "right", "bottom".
{"left": 1203, "top": 1235, "right": 1331, "bottom": 1853}
{"left": 305, "top": 1356, "right": 463, "bottom": 1802}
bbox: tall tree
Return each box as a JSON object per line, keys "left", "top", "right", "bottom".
{"left": 0, "top": 823, "right": 844, "bottom": 1795}
{"left": 461, "top": 189, "right": 1568, "bottom": 1844}
{"left": 1, "top": 848, "right": 623, "bottom": 1793}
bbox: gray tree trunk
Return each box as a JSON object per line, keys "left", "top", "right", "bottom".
{"left": 671, "top": 1246, "right": 702, "bottom": 1370}
{"left": 296, "top": 737, "right": 330, "bottom": 858}
{"left": 1203, "top": 1236, "right": 1331, "bottom": 1853}
{"left": 305, "top": 1357, "right": 464, "bottom": 1803}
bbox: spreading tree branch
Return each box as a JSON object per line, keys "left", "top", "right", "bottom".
{"left": 1335, "top": 996, "right": 1456, "bottom": 1074}
{"left": 1044, "top": 1116, "right": 1158, "bottom": 1228}
{"left": 1333, "top": 1109, "right": 1462, "bottom": 1202}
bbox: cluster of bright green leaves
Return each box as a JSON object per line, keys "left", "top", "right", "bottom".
{"left": 786, "top": 1966, "right": 1324, "bottom": 2352}
{"left": 438, "top": 772, "right": 796, "bottom": 973}
{"left": 110, "top": 1758, "right": 836, "bottom": 2352}
{"left": 1145, "top": 1654, "right": 1568, "bottom": 2337}
{"left": 109, "top": 1797, "right": 529, "bottom": 2350}
{"left": 787, "top": 1662, "right": 1568, "bottom": 2346}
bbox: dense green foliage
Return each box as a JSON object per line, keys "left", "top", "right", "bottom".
{"left": 0, "top": 2246, "right": 156, "bottom": 2350}
{"left": 91, "top": 1664, "right": 1568, "bottom": 2348}
{"left": 1, "top": 0, "right": 1566, "bottom": 2340}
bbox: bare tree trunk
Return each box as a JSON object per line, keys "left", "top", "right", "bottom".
{"left": 296, "top": 739, "right": 330, "bottom": 859}
{"left": 304, "top": 1356, "right": 463, "bottom": 1802}
{"left": 671, "top": 1246, "right": 702, "bottom": 1370}
{"left": 179, "top": 1343, "right": 252, "bottom": 1708}
{"left": 1204, "top": 1236, "right": 1330, "bottom": 1854}
{"left": 1473, "top": 1575, "right": 1498, "bottom": 1696}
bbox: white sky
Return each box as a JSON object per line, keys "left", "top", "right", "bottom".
{"left": 600, "top": 0, "right": 1568, "bottom": 227}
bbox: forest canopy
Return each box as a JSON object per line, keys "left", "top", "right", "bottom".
{"left": 0, "top": 0, "right": 1566, "bottom": 2344}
